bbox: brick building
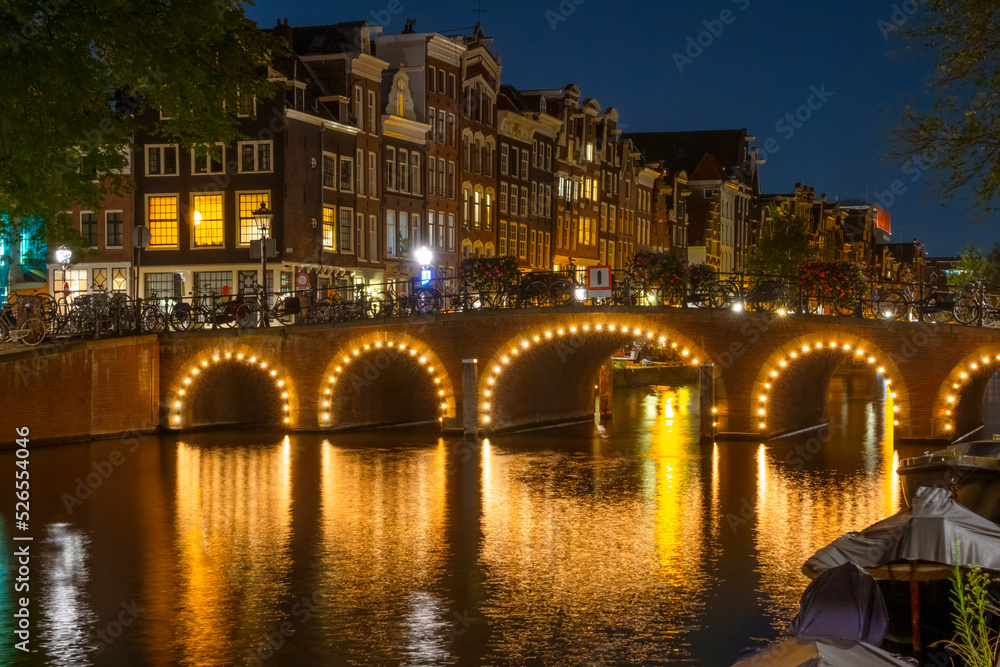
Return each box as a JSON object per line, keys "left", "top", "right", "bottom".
{"left": 376, "top": 23, "right": 464, "bottom": 279}
{"left": 496, "top": 85, "right": 560, "bottom": 269}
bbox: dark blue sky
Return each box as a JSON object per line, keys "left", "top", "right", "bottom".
{"left": 246, "top": 0, "right": 994, "bottom": 257}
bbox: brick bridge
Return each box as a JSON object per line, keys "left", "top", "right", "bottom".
{"left": 5, "top": 306, "right": 1000, "bottom": 445}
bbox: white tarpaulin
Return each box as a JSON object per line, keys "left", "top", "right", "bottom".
{"left": 804, "top": 486, "right": 1000, "bottom": 579}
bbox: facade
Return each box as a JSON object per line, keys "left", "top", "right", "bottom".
{"left": 626, "top": 129, "right": 761, "bottom": 272}
{"left": 458, "top": 26, "right": 500, "bottom": 260}
{"left": 130, "top": 20, "right": 390, "bottom": 300}
{"left": 55, "top": 189, "right": 136, "bottom": 298}
{"left": 496, "top": 85, "right": 560, "bottom": 269}
{"left": 376, "top": 24, "right": 464, "bottom": 279}
{"left": 380, "top": 68, "right": 430, "bottom": 281}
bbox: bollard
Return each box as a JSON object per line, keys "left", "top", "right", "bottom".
{"left": 700, "top": 362, "right": 715, "bottom": 442}
{"left": 463, "top": 359, "right": 478, "bottom": 439}
{"left": 598, "top": 359, "right": 613, "bottom": 421}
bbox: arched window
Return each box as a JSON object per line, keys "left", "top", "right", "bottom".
{"left": 473, "top": 189, "right": 482, "bottom": 229}
{"left": 463, "top": 188, "right": 471, "bottom": 227}
{"left": 485, "top": 193, "right": 493, "bottom": 231}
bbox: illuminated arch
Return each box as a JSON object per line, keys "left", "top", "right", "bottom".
{"left": 168, "top": 346, "right": 297, "bottom": 429}
{"left": 934, "top": 346, "right": 1000, "bottom": 438}
{"left": 477, "top": 317, "right": 718, "bottom": 430}
{"left": 752, "top": 332, "right": 908, "bottom": 434}
{"left": 317, "top": 332, "right": 456, "bottom": 429}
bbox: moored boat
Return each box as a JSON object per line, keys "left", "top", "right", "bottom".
{"left": 897, "top": 439, "right": 1000, "bottom": 523}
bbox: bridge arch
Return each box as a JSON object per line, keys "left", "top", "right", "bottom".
{"left": 934, "top": 346, "right": 1000, "bottom": 439}
{"left": 477, "top": 315, "right": 720, "bottom": 432}
{"left": 317, "top": 332, "right": 455, "bottom": 431}
{"left": 752, "top": 332, "right": 908, "bottom": 437}
{"left": 167, "top": 346, "right": 297, "bottom": 430}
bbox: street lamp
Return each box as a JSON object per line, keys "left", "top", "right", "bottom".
{"left": 415, "top": 246, "right": 433, "bottom": 285}
{"left": 55, "top": 246, "right": 71, "bottom": 300}
{"left": 252, "top": 203, "right": 273, "bottom": 325}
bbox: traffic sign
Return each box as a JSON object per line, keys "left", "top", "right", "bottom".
{"left": 130, "top": 226, "right": 151, "bottom": 249}
{"left": 588, "top": 265, "right": 612, "bottom": 298}
{"left": 296, "top": 272, "right": 310, "bottom": 289}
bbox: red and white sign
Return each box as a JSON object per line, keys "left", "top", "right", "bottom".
{"left": 295, "top": 272, "right": 310, "bottom": 289}
{"left": 587, "top": 266, "right": 612, "bottom": 298}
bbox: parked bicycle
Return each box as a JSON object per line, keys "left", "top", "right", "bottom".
{"left": 1, "top": 296, "right": 47, "bottom": 346}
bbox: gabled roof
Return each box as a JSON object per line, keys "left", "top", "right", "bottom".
{"left": 624, "top": 129, "right": 749, "bottom": 174}
{"left": 690, "top": 153, "right": 725, "bottom": 181}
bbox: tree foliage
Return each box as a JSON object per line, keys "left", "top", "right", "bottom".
{"left": 0, "top": 0, "right": 282, "bottom": 233}
{"left": 746, "top": 203, "right": 821, "bottom": 277}
{"left": 890, "top": 0, "right": 1000, "bottom": 211}
{"left": 947, "top": 243, "right": 1000, "bottom": 289}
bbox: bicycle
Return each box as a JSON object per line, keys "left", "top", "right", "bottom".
{"left": 953, "top": 280, "right": 998, "bottom": 326}
{"left": 0, "top": 297, "right": 47, "bottom": 346}
{"left": 877, "top": 282, "right": 956, "bottom": 324}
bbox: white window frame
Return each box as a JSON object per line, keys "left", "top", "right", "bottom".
{"left": 237, "top": 140, "right": 273, "bottom": 173}
{"left": 145, "top": 144, "right": 179, "bottom": 177}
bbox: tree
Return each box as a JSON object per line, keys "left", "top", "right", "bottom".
{"left": 0, "top": 0, "right": 282, "bottom": 236}
{"left": 890, "top": 0, "right": 1000, "bottom": 211}
{"left": 948, "top": 244, "right": 1000, "bottom": 289}
{"left": 746, "top": 203, "right": 820, "bottom": 277}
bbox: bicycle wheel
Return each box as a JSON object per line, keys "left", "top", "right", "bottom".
{"left": 170, "top": 303, "right": 196, "bottom": 331}
{"left": 367, "top": 292, "right": 394, "bottom": 319}
{"left": 141, "top": 306, "right": 166, "bottom": 333}
{"left": 275, "top": 305, "right": 301, "bottom": 326}
{"left": 833, "top": 296, "right": 859, "bottom": 317}
{"left": 953, "top": 296, "right": 980, "bottom": 325}
{"left": 20, "top": 317, "right": 46, "bottom": 346}
{"left": 983, "top": 307, "right": 998, "bottom": 328}
{"left": 876, "top": 292, "right": 909, "bottom": 321}
{"left": 412, "top": 289, "right": 441, "bottom": 314}
{"left": 707, "top": 282, "right": 737, "bottom": 308}
{"left": 927, "top": 308, "right": 953, "bottom": 325}
{"left": 550, "top": 279, "right": 574, "bottom": 306}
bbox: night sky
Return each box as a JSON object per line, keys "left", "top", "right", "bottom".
{"left": 246, "top": 0, "right": 995, "bottom": 257}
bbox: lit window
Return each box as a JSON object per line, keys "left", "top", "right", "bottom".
{"left": 192, "top": 194, "right": 223, "bottom": 247}
{"left": 147, "top": 195, "right": 178, "bottom": 248}
{"left": 238, "top": 192, "right": 269, "bottom": 244}
{"left": 322, "top": 207, "right": 335, "bottom": 250}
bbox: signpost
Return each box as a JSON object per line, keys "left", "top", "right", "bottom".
{"left": 587, "top": 265, "right": 612, "bottom": 299}
{"left": 130, "top": 226, "right": 151, "bottom": 301}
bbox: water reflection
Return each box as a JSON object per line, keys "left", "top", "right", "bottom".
{"left": 480, "top": 385, "right": 713, "bottom": 664}
{"left": 38, "top": 524, "right": 98, "bottom": 665}
{"left": 0, "top": 374, "right": 927, "bottom": 666}
{"left": 751, "top": 375, "right": 901, "bottom": 633}
{"left": 317, "top": 439, "right": 450, "bottom": 664}
{"left": 173, "top": 437, "right": 293, "bottom": 665}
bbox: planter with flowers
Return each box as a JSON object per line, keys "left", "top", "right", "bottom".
{"left": 458, "top": 256, "right": 521, "bottom": 307}
{"left": 797, "top": 258, "right": 869, "bottom": 315}
{"left": 626, "top": 251, "right": 689, "bottom": 305}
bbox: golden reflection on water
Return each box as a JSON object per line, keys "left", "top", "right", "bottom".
{"left": 752, "top": 391, "right": 901, "bottom": 632}
{"left": 173, "top": 438, "right": 293, "bottom": 666}
{"left": 317, "top": 439, "right": 449, "bottom": 664}
{"left": 480, "top": 386, "right": 711, "bottom": 663}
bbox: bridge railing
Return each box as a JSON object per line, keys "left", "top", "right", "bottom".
{"left": 2, "top": 272, "right": 997, "bottom": 344}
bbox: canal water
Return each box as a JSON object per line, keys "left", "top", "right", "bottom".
{"left": 0, "top": 378, "right": 956, "bottom": 666}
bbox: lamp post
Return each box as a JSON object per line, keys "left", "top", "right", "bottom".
{"left": 54, "top": 246, "right": 72, "bottom": 304}
{"left": 252, "top": 203, "right": 273, "bottom": 326}
{"left": 415, "top": 246, "right": 433, "bottom": 285}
